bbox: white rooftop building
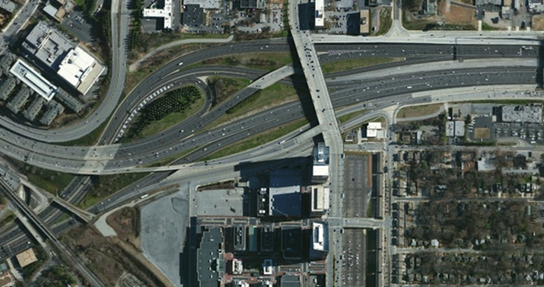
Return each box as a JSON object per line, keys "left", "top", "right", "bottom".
{"left": 315, "top": 0, "right": 324, "bottom": 28}
{"left": 10, "top": 59, "right": 57, "bottom": 101}
{"left": 57, "top": 46, "right": 105, "bottom": 95}
{"left": 364, "top": 122, "right": 382, "bottom": 138}
{"left": 143, "top": 0, "right": 173, "bottom": 29}
{"left": 183, "top": 0, "right": 220, "bottom": 9}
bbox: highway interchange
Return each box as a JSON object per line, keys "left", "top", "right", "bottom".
{"left": 0, "top": 1, "right": 544, "bottom": 284}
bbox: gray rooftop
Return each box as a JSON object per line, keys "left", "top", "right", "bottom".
{"left": 7, "top": 86, "right": 31, "bottom": 114}
{"left": 269, "top": 170, "right": 302, "bottom": 217}
{"left": 500, "top": 104, "right": 542, "bottom": 123}
{"left": 182, "top": 4, "right": 203, "bottom": 26}
{"left": 23, "top": 97, "right": 46, "bottom": 121}
{"left": 0, "top": 53, "right": 16, "bottom": 74}
{"left": 55, "top": 88, "right": 83, "bottom": 112}
{"left": 197, "top": 226, "right": 224, "bottom": 287}
{"left": 281, "top": 274, "right": 301, "bottom": 287}
{"left": 40, "top": 100, "right": 64, "bottom": 125}
{"left": 0, "top": 77, "right": 17, "bottom": 100}
{"left": 183, "top": 0, "right": 220, "bottom": 9}
{"left": 313, "top": 142, "right": 329, "bottom": 165}
{"left": 0, "top": 0, "right": 18, "bottom": 13}
{"left": 23, "top": 21, "right": 75, "bottom": 70}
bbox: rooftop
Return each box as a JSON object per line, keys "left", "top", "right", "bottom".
{"left": 24, "top": 21, "right": 74, "bottom": 69}
{"left": 16, "top": 248, "right": 37, "bottom": 268}
{"left": 0, "top": 0, "right": 17, "bottom": 13}
{"left": 182, "top": 4, "right": 203, "bottom": 27}
{"left": 500, "top": 104, "right": 542, "bottom": 123}
{"left": 268, "top": 170, "right": 302, "bottom": 217}
{"left": 183, "top": 0, "right": 220, "bottom": 9}
{"left": 10, "top": 59, "right": 57, "bottom": 101}
{"left": 197, "top": 227, "right": 225, "bottom": 286}
{"left": 143, "top": 0, "right": 173, "bottom": 29}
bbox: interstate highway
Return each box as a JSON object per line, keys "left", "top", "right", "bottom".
{"left": 0, "top": 65, "right": 540, "bottom": 174}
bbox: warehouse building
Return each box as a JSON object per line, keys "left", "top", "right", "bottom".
{"left": 7, "top": 86, "right": 32, "bottom": 114}
{"left": 0, "top": 77, "right": 17, "bottom": 101}
{"left": 9, "top": 59, "right": 57, "bottom": 101}
{"left": 23, "top": 21, "right": 105, "bottom": 95}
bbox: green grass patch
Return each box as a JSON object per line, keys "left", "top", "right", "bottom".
{"left": 198, "top": 52, "right": 292, "bottom": 71}
{"left": 481, "top": 22, "right": 501, "bottom": 31}
{"left": 375, "top": 7, "right": 392, "bottom": 36}
{"left": 78, "top": 173, "right": 150, "bottom": 209}
{"left": 202, "top": 118, "right": 309, "bottom": 161}
{"left": 0, "top": 210, "right": 15, "bottom": 229}
{"left": 208, "top": 76, "right": 251, "bottom": 107}
{"left": 402, "top": 10, "right": 436, "bottom": 30}
{"left": 338, "top": 109, "right": 367, "bottom": 124}
{"left": 367, "top": 199, "right": 375, "bottom": 218}
{"left": 397, "top": 104, "right": 442, "bottom": 119}
{"left": 9, "top": 160, "right": 75, "bottom": 195}
{"left": 321, "top": 57, "right": 403, "bottom": 74}
{"left": 125, "top": 85, "right": 202, "bottom": 140}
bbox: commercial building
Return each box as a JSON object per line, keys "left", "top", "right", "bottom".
{"left": 15, "top": 249, "right": 37, "bottom": 268}
{"left": 268, "top": 170, "right": 302, "bottom": 217}
{"left": 0, "top": 77, "right": 17, "bottom": 101}
{"left": 7, "top": 86, "right": 32, "bottom": 114}
{"left": 233, "top": 224, "right": 246, "bottom": 251}
{"left": 364, "top": 122, "right": 382, "bottom": 138}
{"left": 281, "top": 225, "right": 302, "bottom": 259}
{"left": 43, "top": 2, "right": 66, "bottom": 22}
{"left": 312, "top": 142, "right": 329, "bottom": 182}
{"left": 310, "top": 185, "right": 329, "bottom": 216}
{"left": 360, "top": 9, "right": 370, "bottom": 34}
{"left": 499, "top": 104, "right": 542, "bottom": 123}
{"left": 23, "top": 21, "right": 105, "bottom": 95}
{"left": 183, "top": 0, "right": 220, "bottom": 9}
{"left": 309, "top": 221, "right": 329, "bottom": 260}
{"left": 314, "top": 0, "right": 324, "bottom": 28}
{"left": 240, "top": 0, "right": 266, "bottom": 9}
{"left": 143, "top": 0, "right": 173, "bottom": 30}
{"left": 280, "top": 274, "right": 301, "bottom": 287}
{"left": 182, "top": 4, "right": 203, "bottom": 27}
{"left": 446, "top": 121, "right": 465, "bottom": 137}
{"left": 260, "top": 224, "right": 275, "bottom": 252}
{"left": 10, "top": 59, "right": 57, "bottom": 102}
{"left": 196, "top": 226, "right": 225, "bottom": 287}
{"left": 0, "top": 0, "right": 17, "bottom": 13}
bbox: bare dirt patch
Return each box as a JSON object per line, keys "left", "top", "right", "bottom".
{"left": 533, "top": 15, "right": 544, "bottom": 30}
{"left": 107, "top": 207, "right": 140, "bottom": 246}
{"left": 441, "top": 2, "right": 475, "bottom": 24}
{"left": 474, "top": 128, "right": 490, "bottom": 139}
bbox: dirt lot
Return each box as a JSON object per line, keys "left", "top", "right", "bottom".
{"left": 441, "top": 2, "right": 475, "bottom": 24}
{"left": 533, "top": 15, "right": 544, "bottom": 30}
{"left": 61, "top": 225, "right": 169, "bottom": 287}
{"left": 474, "top": 127, "right": 491, "bottom": 139}
{"left": 107, "top": 207, "right": 140, "bottom": 247}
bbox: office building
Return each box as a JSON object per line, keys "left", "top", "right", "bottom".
{"left": 10, "top": 59, "right": 57, "bottom": 101}
{"left": 268, "top": 170, "right": 302, "bottom": 217}
{"left": 143, "top": 0, "right": 173, "bottom": 30}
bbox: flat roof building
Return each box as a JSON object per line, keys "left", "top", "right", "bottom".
{"left": 281, "top": 225, "right": 302, "bottom": 260}
{"left": 23, "top": 21, "right": 105, "bottom": 95}
{"left": 182, "top": 4, "right": 204, "bottom": 27}
{"left": 143, "top": 0, "right": 173, "bottom": 30}
{"left": 314, "top": 0, "right": 324, "bottom": 28}
{"left": 196, "top": 226, "right": 225, "bottom": 287}
{"left": 0, "top": 0, "right": 18, "bottom": 13}
{"left": 43, "top": 2, "right": 66, "bottom": 22}
{"left": 269, "top": 170, "right": 302, "bottom": 217}
{"left": 0, "top": 77, "right": 17, "bottom": 101}
{"left": 360, "top": 10, "right": 370, "bottom": 34}
{"left": 233, "top": 224, "right": 246, "bottom": 251}
{"left": 183, "top": 0, "right": 220, "bottom": 9}
{"left": 310, "top": 185, "right": 329, "bottom": 215}
{"left": 10, "top": 59, "right": 57, "bottom": 101}
{"left": 16, "top": 248, "right": 37, "bottom": 268}
{"left": 240, "top": 0, "right": 266, "bottom": 9}
{"left": 309, "top": 221, "right": 329, "bottom": 260}
{"left": 313, "top": 143, "right": 329, "bottom": 181}
{"left": 499, "top": 104, "right": 542, "bottom": 123}
{"left": 260, "top": 224, "right": 274, "bottom": 252}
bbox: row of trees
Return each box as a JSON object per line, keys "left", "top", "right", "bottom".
{"left": 127, "top": 86, "right": 201, "bottom": 138}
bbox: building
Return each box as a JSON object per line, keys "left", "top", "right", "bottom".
{"left": 15, "top": 249, "right": 37, "bottom": 268}
{"left": 7, "top": 86, "right": 32, "bottom": 114}
{"left": 281, "top": 225, "right": 302, "bottom": 260}
{"left": 364, "top": 122, "right": 382, "bottom": 138}
{"left": 240, "top": 0, "right": 266, "bottom": 9}
{"left": 310, "top": 185, "right": 329, "bottom": 216}
{"left": 55, "top": 88, "right": 83, "bottom": 112}
{"left": 182, "top": 4, "right": 204, "bottom": 27}
{"left": 23, "top": 21, "right": 105, "bottom": 95}
{"left": 499, "top": 104, "right": 542, "bottom": 123}
{"left": 314, "top": 0, "right": 324, "bottom": 28}
{"left": 360, "top": 10, "right": 370, "bottom": 34}
{"left": 309, "top": 221, "right": 329, "bottom": 260}
{"left": 183, "top": 0, "right": 220, "bottom": 9}
{"left": 248, "top": 226, "right": 258, "bottom": 252}
{"left": 281, "top": 274, "right": 301, "bottom": 287}
{"left": 143, "top": 0, "right": 173, "bottom": 30}
{"left": 10, "top": 59, "right": 57, "bottom": 102}
{"left": 0, "top": 77, "right": 17, "bottom": 101}
{"left": 40, "top": 100, "right": 64, "bottom": 125}
{"left": 197, "top": 226, "right": 225, "bottom": 287}
{"left": 0, "top": 53, "right": 16, "bottom": 75}
{"left": 0, "top": 0, "right": 17, "bottom": 13}
{"left": 233, "top": 224, "right": 246, "bottom": 251}
{"left": 445, "top": 121, "right": 465, "bottom": 137}
{"left": 23, "top": 97, "right": 46, "bottom": 121}
{"left": 260, "top": 224, "right": 274, "bottom": 252}
{"left": 268, "top": 170, "right": 302, "bottom": 217}
{"left": 312, "top": 142, "right": 329, "bottom": 183}
{"left": 43, "top": 2, "right": 66, "bottom": 22}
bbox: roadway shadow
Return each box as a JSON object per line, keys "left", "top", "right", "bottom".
{"left": 538, "top": 41, "right": 544, "bottom": 88}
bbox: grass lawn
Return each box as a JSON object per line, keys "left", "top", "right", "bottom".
{"left": 197, "top": 52, "right": 293, "bottom": 71}
{"left": 132, "top": 91, "right": 204, "bottom": 139}
{"left": 202, "top": 118, "right": 309, "bottom": 161}
{"left": 0, "top": 210, "right": 15, "bottom": 229}
{"left": 375, "top": 7, "right": 392, "bottom": 36}
{"left": 208, "top": 76, "right": 252, "bottom": 106}
{"left": 78, "top": 173, "right": 149, "bottom": 209}
{"left": 10, "top": 160, "right": 75, "bottom": 195}
{"left": 206, "top": 83, "right": 299, "bottom": 130}
{"left": 397, "top": 104, "right": 443, "bottom": 119}
{"left": 321, "top": 57, "right": 404, "bottom": 74}
{"left": 338, "top": 109, "right": 367, "bottom": 124}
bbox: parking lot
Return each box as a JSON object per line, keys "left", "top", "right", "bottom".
{"left": 342, "top": 154, "right": 372, "bottom": 218}
{"left": 341, "top": 229, "right": 366, "bottom": 287}
{"left": 60, "top": 11, "right": 94, "bottom": 43}
{"left": 495, "top": 122, "right": 544, "bottom": 144}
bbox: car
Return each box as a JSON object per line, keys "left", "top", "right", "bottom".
{"left": 178, "top": 61, "right": 183, "bottom": 66}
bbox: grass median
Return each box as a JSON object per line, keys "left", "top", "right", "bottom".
{"left": 321, "top": 57, "right": 403, "bottom": 74}
{"left": 375, "top": 7, "right": 392, "bottom": 36}
{"left": 397, "top": 104, "right": 443, "bottom": 119}
{"left": 202, "top": 118, "right": 309, "bottom": 161}
{"left": 338, "top": 109, "right": 367, "bottom": 124}
{"left": 184, "top": 52, "right": 293, "bottom": 72}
